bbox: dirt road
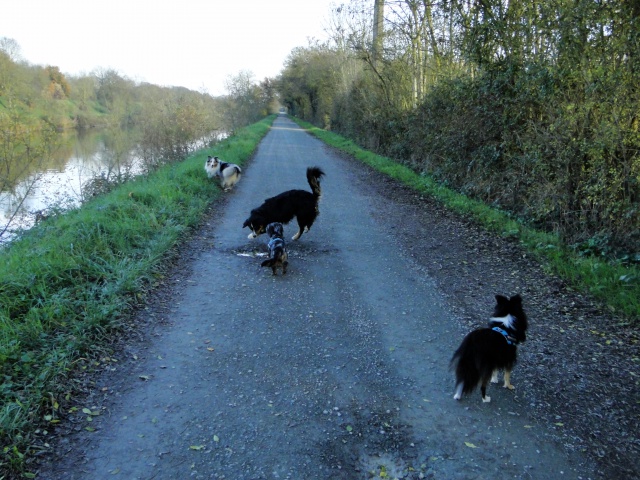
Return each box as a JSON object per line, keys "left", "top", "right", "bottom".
{"left": 39, "top": 116, "right": 604, "bottom": 479}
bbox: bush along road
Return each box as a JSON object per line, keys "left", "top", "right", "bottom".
{"left": 36, "top": 116, "right": 637, "bottom": 479}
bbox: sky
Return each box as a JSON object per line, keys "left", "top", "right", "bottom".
{"left": 1, "top": 0, "right": 338, "bottom": 96}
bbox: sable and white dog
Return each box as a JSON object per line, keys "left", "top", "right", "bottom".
{"left": 261, "top": 222, "right": 288, "bottom": 275}
{"left": 205, "top": 155, "right": 242, "bottom": 191}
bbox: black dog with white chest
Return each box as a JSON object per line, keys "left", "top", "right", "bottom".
{"left": 451, "top": 294, "right": 528, "bottom": 403}
{"left": 243, "top": 167, "right": 324, "bottom": 241}
{"left": 261, "top": 222, "right": 288, "bottom": 275}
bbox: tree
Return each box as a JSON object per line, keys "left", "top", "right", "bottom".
{"left": 223, "top": 71, "right": 270, "bottom": 132}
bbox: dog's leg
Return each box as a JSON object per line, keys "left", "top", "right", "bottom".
{"left": 453, "top": 383, "right": 463, "bottom": 400}
{"left": 292, "top": 228, "right": 302, "bottom": 241}
{"left": 481, "top": 383, "right": 491, "bottom": 403}
{"left": 491, "top": 370, "right": 500, "bottom": 383}
{"left": 481, "top": 374, "right": 492, "bottom": 402}
{"left": 503, "top": 370, "right": 514, "bottom": 390}
{"left": 282, "top": 260, "right": 288, "bottom": 275}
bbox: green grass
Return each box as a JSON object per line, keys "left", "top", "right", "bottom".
{"left": 0, "top": 115, "right": 275, "bottom": 476}
{"left": 293, "top": 117, "right": 640, "bottom": 322}
{"left": 1, "top": 112, "right": 637, "bottom": 475}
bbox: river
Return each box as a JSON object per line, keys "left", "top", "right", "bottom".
{"left": 0, "top": 129, "right": 143, "bottom": 242}
{"left": 0, "top": 128, "right": 219, "bottom": 243}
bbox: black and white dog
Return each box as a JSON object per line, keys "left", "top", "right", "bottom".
{"left": 261, "top": 222, "right": 288, "bottom": 275}
{"left": 243, "top": 166, "right": 324, "bottom": 241}
{"left": 451, "top": 294, "right": 528, "bottom": 403}
{"left": 205, "top": 155, "right": 242, "bottom": 191}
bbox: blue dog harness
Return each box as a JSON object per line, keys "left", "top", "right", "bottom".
{"left": 492, "top": 326, "right": 518, "bottom": 345}
{"left": 268, "top": 237, "right": 284, "bottom": 251}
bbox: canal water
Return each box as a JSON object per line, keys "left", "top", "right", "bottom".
{"left": 0, "top": 128, "right": 143, "bottom": 243}
{"left": 0, "top": 128, "right": 221, "bottom": 244}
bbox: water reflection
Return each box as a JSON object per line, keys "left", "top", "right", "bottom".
{"left": 0, "top": 128, "right": 223, "bottom": 243}
{"left": 0, "top": 128, "right": 142, "bottom": 242}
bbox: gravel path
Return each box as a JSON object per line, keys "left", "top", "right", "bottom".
{"left": 35, "top": 116, "right": 637, "bottom": 480}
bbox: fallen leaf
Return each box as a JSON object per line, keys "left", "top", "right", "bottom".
{"left": 190, "top": 445, "right": 205, "bottom": 450}
{"left": 465, "top": 442, "right": 478, "bottom": 448}
{"left": 213, "top": 435, "right": 220, "bottom": 442}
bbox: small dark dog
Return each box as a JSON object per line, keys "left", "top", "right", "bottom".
{"left": 451, "top": 294, "right": 528, "bottom": 403}
{"left": 205, "top": 155, "right": 242, "bottom": 191}
{"left": 243, "top": 166, "right": 324, "bottom": 241}
{"left": 261, "top": 223, "right": 288, "bottom": 275}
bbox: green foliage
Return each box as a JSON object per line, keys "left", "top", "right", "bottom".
{"left": 0, "top": 116, "right": 274, "bottom": 475}
{"left": 281, "top": 0, "right": 639, "bottom": 257}
{"left": 295, "top": 117, "right": 640, "bottom": 323}
{"left": 223, "top": 71, "right": 275, "bottom": 133}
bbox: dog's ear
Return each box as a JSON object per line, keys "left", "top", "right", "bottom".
{"left": 510, "top": 294, "right": 522, "bottom": 305}
{"left": 495, "top": 294, "right": 509, "bottom": 305}
{"left": 242, "top": 219, "right": 249, "bottom": 228}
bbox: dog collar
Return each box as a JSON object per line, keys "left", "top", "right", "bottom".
{"left": 492, "top": 326, "right": 518, "bottom": 345}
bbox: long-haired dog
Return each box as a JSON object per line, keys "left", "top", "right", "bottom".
{"left": 261, "top": 222, "right": 288, "bottom": 275}
{"left": 451, "top": 294, "right": 528, "bottom": 403}
{"left": 243, "top": 166, "right": 325, "bottom": 241}
{"left": 205, "top": 155, "right": 242, "bottom": 191}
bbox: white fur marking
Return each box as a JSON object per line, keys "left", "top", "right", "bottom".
{"left": 482, "top": 395, "right": 491, "bottom": 403}
{"left": 453, "top": 384, "right": 463, "bottom": 400}
{"left": 490, "top": 314, "right": 515, "bottom": 329}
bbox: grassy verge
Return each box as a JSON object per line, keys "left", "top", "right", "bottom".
{"left": 293, "top": 118, "right": 640, "bottom": 323}
{"left": 0, "top": 115, "right": 275, "bottom": 476}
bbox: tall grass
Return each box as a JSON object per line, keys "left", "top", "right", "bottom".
{"left": 295, "top": 118, "right": 640, "bottom": 322}
{"left": 0, "top": 116, "right": 275, "bottom": 475}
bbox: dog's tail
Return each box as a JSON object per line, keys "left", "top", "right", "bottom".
{"left": 306, "top": 167, "right": 325, "bottom": 197}
{"left": 450, "top": 331, "right": 497, "bottom": 398}
{"left": 261, "top": 258, "right": 276, "bottom": 268}
{"left": 451, "top": 333, "right": 484, "bottom": 397}
{"left": 262, "top": 246, "right": 288, "bottom": 267}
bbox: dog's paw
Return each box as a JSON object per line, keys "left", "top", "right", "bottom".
{"left": 491, "top": 372, "right": 499, "bottom": 383}
{"left": 453, "top": 384, "right": 463, "bottom": 400}
{"left": 503, "top": 383, "right": 515, "bottom": 390}
{"left": 482, "top": 395, "right": 492, "bottom": 403}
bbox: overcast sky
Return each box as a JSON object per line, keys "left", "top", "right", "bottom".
{"left": 1, "top": 0, "right": 338, "bottom": 96}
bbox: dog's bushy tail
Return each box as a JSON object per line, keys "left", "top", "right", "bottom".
{"left": 451, "top": 330, "right": 498, "bottom": 397}
{"left": 306, "top": 167, "right": 325, "bottom": 197}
